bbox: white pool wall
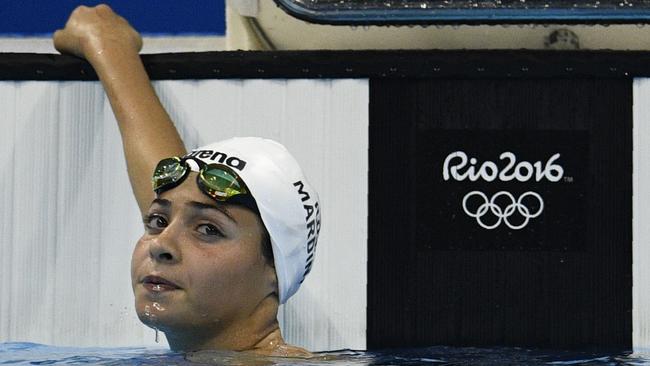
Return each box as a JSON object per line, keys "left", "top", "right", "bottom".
{"left": 0, "top": 79, "right": 369, "bottom": 352}
{"left": 633, "top": 79, "right": 650, "bottom": 354}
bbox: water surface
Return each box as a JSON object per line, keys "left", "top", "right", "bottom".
{"left": 0, "top": 342, "right": 646, "bottom": 365}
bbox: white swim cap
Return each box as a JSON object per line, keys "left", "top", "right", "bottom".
{"left": 182, "top": 137, "right": 321, "bottom": 304}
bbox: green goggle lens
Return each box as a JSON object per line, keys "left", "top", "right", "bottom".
{"left": 199, "top": 166, "right": 248, "bottom": 200}
{"left": 152, "top": 157, "right": 188, "bottom": 192}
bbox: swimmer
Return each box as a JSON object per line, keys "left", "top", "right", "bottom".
{"left": 53, "top": 5, "right": 320, "bottom": 357}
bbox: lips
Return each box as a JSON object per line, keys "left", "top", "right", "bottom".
{"left": 142, "top": 275, "right": 181, "bottom": 291}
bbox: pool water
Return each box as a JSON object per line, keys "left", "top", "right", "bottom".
{"left": 0, "top": 342, "right": 646, "bottom": 365}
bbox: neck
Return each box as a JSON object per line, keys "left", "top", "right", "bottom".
{"left": 164, "top": 295, "right": 285, "bottom": 352}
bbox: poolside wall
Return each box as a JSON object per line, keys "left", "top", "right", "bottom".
{"left": 0, "top": 78, "right": 369, "bottom": 351}
{"left": 633, "top": 79, "right": 650, "bottom": 355}
{"left": 1, "top": 51, "right": 650, "bottom": 352}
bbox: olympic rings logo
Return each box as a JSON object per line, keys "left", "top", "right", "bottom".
{"left": 462, "top": 191, "right": 544, "bottom": 230}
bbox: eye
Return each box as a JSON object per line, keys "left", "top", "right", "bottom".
{"left": 144, "top": 214, "right": 168, "bottom": 231}
{"left": 197, "top": 224, "right": 223, "bottom": 237}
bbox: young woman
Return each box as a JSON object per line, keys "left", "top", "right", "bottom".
{"left": 53, "top": 4, "right": 320, "bottom": 356}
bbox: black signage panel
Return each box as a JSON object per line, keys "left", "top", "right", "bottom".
{"left": 368, "top": 78, "right": 631, "bottom": 350}
{"left": 417, "top": 130, "right": 588, "bottom": 251}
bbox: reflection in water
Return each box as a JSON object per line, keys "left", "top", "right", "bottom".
{"left": 0, "top": 342, "right": 643, "bottom": 365}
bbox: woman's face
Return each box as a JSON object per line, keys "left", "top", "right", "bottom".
{"left": 130, "top": 172, "right": 276, "bottom": 336}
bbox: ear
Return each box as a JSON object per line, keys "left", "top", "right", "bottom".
{"left": 265, "top": 263, "right": 279, "bottom": 297}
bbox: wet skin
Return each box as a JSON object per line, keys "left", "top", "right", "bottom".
{"left": 130, "top": 172, "right": 280, "bottom": 351}
{"left": 54, "top": 4, "right": 310, "bottom": 356}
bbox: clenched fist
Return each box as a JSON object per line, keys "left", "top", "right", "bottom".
{"left": 53, "top": 4, "right": 142, "bottom": 62}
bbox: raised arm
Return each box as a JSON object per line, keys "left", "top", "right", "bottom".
{"left": 53, "top": 4, "right": 186, "bottom": 214}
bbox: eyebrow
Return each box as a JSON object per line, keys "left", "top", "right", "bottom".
{"left": 187, "top": 201, "right": 238, "bottom": 224}
{"left": 150, "top": 198, "right": 237, "bottom": 224}
{"left": 151, "top": 198, "right": 171, "bottom": 208}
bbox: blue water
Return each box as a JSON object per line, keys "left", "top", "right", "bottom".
{"left": 0, "top": 342, "right": 646, "bottom": 365}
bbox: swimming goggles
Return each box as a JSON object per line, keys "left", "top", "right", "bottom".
{"left": 152, "top": 156, "right": 259, "bottom": 213}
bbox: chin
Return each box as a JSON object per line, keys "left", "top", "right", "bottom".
{"left": 135, "top": 308, "right": 174, "bottom": 332}
{"left": 134, "top": 301, "right": 196, "bottom": 334}
{"left": 134, "top": 298, "right": 165, "bottom": 328}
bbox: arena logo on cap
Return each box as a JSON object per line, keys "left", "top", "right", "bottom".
{"left": 293, "top": 181, "right": 321, "bottom": 282}
{"left": 186, "top": 149, "right": 247, "bottom": 171}
{"left": 442, "top": 151, "right": 565, "bottom": 230}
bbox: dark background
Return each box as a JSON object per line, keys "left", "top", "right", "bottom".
{"left": 368, "top": 79, "right": 632, "bottom": 349}
{"left": 416, "top": 129, "right": 589, "bottom": 251}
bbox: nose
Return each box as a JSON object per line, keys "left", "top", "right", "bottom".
{"left": 148, "top": 228, "right": 182, "bottom": 264}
